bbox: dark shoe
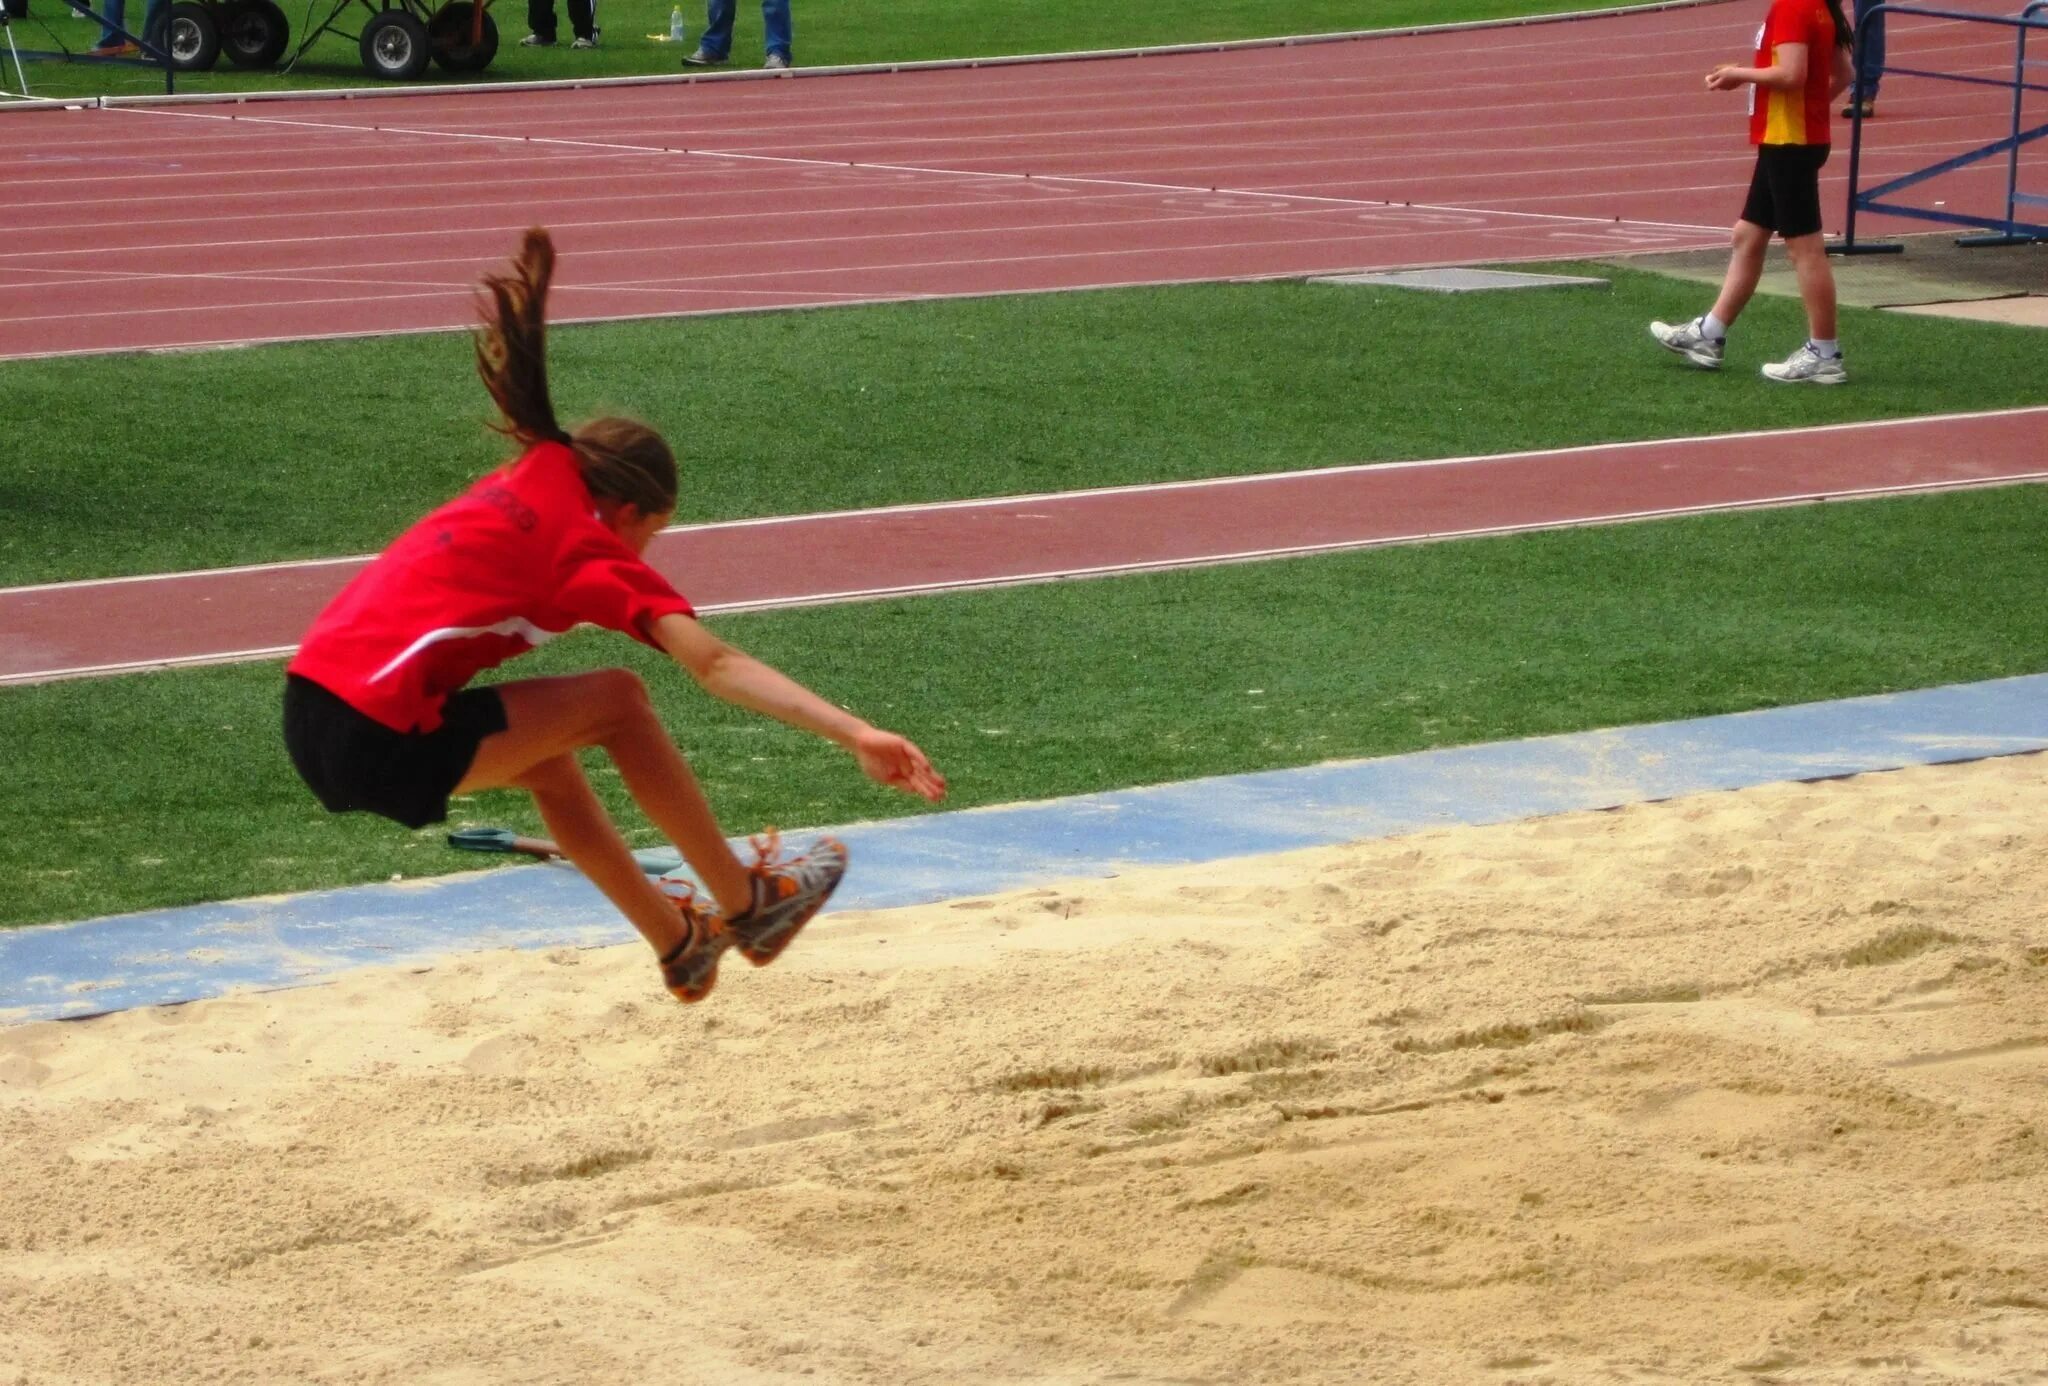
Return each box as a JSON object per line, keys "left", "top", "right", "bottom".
{"left": 726, "top": 831, "right": 847, "bottom": 967}
{"left": 1841, "top": 99, "right": 1874, "bottom": 119}
{"left": 682, "top": 45, "right": 724, "bottom": 65}
{"left": 655, "top": 881, "right": 731, "bottom": 1003}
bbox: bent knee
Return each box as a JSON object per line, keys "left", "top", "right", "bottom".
{"left": 582, "top": 667, "right": 662, "bottom": 737}
{"left": 585, "top": 666, "right": 652, "bottom": 709}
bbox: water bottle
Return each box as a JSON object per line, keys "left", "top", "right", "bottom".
{"left": 668, "top": 5, "right": 685, "bottom": 42}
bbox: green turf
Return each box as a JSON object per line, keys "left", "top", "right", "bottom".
{"left": 5, "top": 483, "right": 2047, "bottom": 929}
{"left": 7, "top": 265, "right": 2047, "bottom": 586}
{"left": 6, "top": 0, "right": 1668, "bottom": 101}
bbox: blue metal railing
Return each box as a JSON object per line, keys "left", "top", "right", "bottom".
{"left": 1840, "top": 3, "right": 2048, "bottom": 250}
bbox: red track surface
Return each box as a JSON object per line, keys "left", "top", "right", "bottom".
{"left": 2, "top": 0, "right": 2033, "bottom": 358}
{"left": 6, "top": 409, "right": 2042, "bottom": 685}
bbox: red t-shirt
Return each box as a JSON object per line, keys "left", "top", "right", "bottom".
{"left": 1749, "top": 0, "right": 1837, "bottom": 146}
{"left": 289, "top": 442, "right": 694, "bottom": 732}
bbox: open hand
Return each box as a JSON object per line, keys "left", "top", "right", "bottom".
{"left": 853, "top": 728, "right": 948, "bottom": 802}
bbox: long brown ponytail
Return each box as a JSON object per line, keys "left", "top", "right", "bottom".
{"left": 474, "top": 228, "right": 678, "bottom": 516}
{"left": 1823, "top": 0, "right": 1852, "bottom": 48}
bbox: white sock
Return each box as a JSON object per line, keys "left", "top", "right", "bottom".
{"left": 1700, "top": 313, "right": 1729, "bottom": 341}
{"left": 1809, "top": 338, "right": 1841, "bottom": 358}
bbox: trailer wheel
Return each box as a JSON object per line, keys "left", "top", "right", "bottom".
{"left": 360, "top": 7, "right": 431, "bottom": 78}
{"left": 220, "top": 0, "right": 289, "bottom": 67}
{"left": 428, "top": 1, "right": 497, "bottom": 72}
{"left": 166, "top": 1, "right": 220, "bottom": 70}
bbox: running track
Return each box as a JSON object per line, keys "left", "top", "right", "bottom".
{"left": 6, "top": 408, "right": 2043, "bottom": 685}
{"left": 1, "top": 0, "right": 2034, "bottom": 358}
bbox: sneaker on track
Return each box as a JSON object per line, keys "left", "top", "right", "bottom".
{"left": 1649, "top": 318, "right": 1725, "bottom": 369}
{"left": 655, "top": 880, "right": 731, "bottom": 1003}
{"left": 1761, "top": 343, "right": 1847, "bottom": 385}
{"left": 727, "top": 832, "right": 848, "bottom": 967}
{"left": 763, "top": 51, "right": 789, "bottom": 69}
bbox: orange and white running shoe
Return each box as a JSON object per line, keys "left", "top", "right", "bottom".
{"left": 726, "top": 831, "right": 848, "bottom": 966}
{"left": 655, "top": 880, "right": 730, "bottom": 1003}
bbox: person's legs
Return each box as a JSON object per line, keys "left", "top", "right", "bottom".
{"left": 524, "top": 0, "right": 557, "bottom": 42}
{"left": 761, "top": 0, "right": 789, "bottom": 59}
{"left": 92, "top": 0, "right": 126, "bottom": 52}
{"left": 458, "top": 669, "right": 754, "bottom": 921}
{"left": 513, "top": 751, "right": 695, "bottom": 953}
{"left": 565, "top": 0, "right": 594, "bottom": 41}
{"left": 1709, "top": 219, "right": 1771, "bottom": 328}
{"left": 1782, "top": 230, "right": 1838, "bottom": 343}
{"left": 696, "top": 0, "right": 734, "bottom": 57}
{"left": 1854, "top": 0, "right": 1884, "bottom": 104}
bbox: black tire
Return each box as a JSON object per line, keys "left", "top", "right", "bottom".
{"left": 359, "top": 8, "right": 430, "bottom": 79}
{"left": 165, "top": 0, "right": 220, "bottom": 70}
{"left": 428, "top": 1, "right": 497, "bottom": 72}
{"left": 219, "top": 0, "right": 289, "bottom": 67}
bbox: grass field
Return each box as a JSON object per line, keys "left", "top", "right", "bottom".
{"left": 9, "top": 265, "right": 2048, "bottom": 586}
{"left": 6, "top": 0, "right": 1666, "bottom": 101}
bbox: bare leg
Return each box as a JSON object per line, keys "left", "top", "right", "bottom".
{"left": 458, "top": 669, "right": 754, "bottom": 920}
{"left": 1710, "top": 220, "right": 1772, "bottom": 328}
{"left": 1781, "top": 230, "right": 1838, "bottom": 342}
{"left": 516, "top": 753, "right": 694, "bottom": 954}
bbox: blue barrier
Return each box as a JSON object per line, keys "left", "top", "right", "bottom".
{"left": 1840, "top": 3, "right": 2048, "bottom": 251}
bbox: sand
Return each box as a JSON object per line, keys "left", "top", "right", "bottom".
{"left": 3, "top": 754, "right": 2046, "bottom": 1385}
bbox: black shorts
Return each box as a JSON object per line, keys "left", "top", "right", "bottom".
{"left": 1740, "top": 143, "right": 1831, "bottom": 239}
{"left": 283, "top": 674, "right": 508, "bottom": 830}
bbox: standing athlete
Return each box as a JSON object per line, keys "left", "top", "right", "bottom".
{"left": 1650, "top": 0, "right": 1857, "bottom": 385}
{"left": 284, "top": 228, "right": 946, "bottom": 1004}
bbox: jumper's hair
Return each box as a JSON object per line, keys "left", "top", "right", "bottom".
{"left": 474, "top": 228, "right": 678, "bottom": 517}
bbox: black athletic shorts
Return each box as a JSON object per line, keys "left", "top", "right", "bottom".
{"left": 1740, "top": 143, "right": 1831, "bottom": 239}
{"left": 283, "top": 673, "right": 508, "bottom": 830}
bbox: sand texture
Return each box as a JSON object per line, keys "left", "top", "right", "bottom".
{"left": 3, "top": 754, "right": 2046, "bottom": 1385}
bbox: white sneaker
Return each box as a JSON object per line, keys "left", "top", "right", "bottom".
{"left": 1761, "top": 343, "right": 1847, "bottom": 385}
{"left": 518, "top": 32, "right": 553, "bottom": 44}
{"left": 763, "top": 51, "right": 789, "bottom": 69}
{"left": 1649, "top": 318, "right": 1724, "bottom": 370}
{"left": 570, "top": 33, "right": 598, "bottom": 47}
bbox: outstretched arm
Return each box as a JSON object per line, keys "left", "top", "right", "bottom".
{"left": 652, "top": 612, "right": 948, "bottom": 802}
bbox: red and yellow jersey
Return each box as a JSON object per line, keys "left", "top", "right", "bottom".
{"left": 1749, "top": 0, "right": 1838, "bottom": 146}
{"left": 289, "top": 442, "right": 694, "bottom": 733}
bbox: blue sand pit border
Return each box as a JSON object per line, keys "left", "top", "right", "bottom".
{"left": 4, "top": 673, "right": 2046, "bottom": 1024}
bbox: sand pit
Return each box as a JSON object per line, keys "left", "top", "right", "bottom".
{"left": 3, "top": 754, "right": 2046, "bottom": 1385}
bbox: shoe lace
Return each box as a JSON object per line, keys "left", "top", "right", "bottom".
{"left": 746, "top": 827, "right": 785, "bottom": 875}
